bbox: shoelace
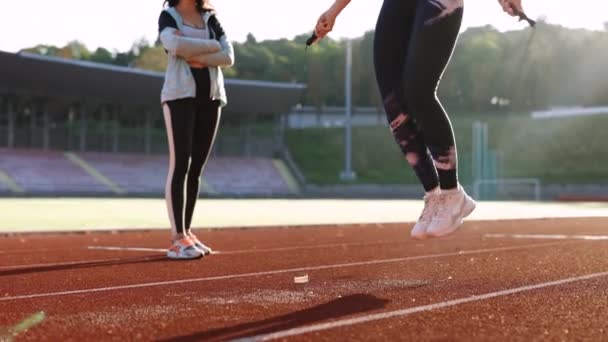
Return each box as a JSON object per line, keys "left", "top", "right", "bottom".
{"left": 189, "top": 234, "right": 203, "bottom": 245}
{"left": 178, "top": 237, "right": 195, "bottom": 247}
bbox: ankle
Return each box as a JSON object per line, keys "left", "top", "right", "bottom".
{"left": 440, "top": 184, "right": 461, "bottom": 194}
{"left": 426, "top": 186, "right": 441, "bottom": 196}
{"left": 173, "top": 233, "right": 187, "bottom": 241}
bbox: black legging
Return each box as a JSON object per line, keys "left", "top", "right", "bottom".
{"left": 374, "top": 0, "right": 463, "bottom": 191}
{"left": 163, "top": 68, "right": 221, "bottom": 236}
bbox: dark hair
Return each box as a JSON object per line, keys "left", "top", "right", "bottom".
{"left": 164, "top": 0, "right": 212, "bottom": 13}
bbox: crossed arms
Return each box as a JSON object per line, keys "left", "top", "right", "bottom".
{"left": 159, "top": 26, "right": 234, "bottom": 68}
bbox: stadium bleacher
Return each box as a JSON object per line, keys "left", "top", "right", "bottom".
{"left": 0, "top": 149, "right": 294, "bottom": 196}
{"left": 0, "top": 149, "right": 106, "bottom": 193}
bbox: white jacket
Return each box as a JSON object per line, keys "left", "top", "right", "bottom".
{"left": 159, "top": 7, "right": 234, "bottom": 106}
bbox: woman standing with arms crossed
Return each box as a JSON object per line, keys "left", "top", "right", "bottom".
{"left": 312, "top": 0, "right": 524, "bottom": 239}
{"left": 158, "top": 0, "right": 234, "bottom": 259}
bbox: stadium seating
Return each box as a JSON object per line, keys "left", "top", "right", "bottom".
{"left": 0, "top": 148, "right": 107, "bottom": 193}
{"left": 204, "top": 157, "right": 292, "bottom": 195}
{"left": 0, "top": 149, "right": 293, "bottom": 195}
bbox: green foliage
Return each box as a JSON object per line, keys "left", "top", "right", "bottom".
{"left": 89, "top": 47, "right": 114, "bottom": 64}
{"left": 19, "top": 24, "right": 608, "bottom": 110}
{"left": 20, "top": 44, "right": 60, "bottom": 56}
{"left": 286, "top": 126, "right": 416, "bottom": 184}
{"left": 286, "top": 114, "right": 608, "bottom": 185}
{"left": 133, "top": 46, "right": 167, "bottom": 72}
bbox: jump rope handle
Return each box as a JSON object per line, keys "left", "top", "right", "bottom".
{"left": 306, "top": 32, "right": 318, "bottom": 47}
{"left": 512, "top": 6, "right": 536, "bottom": 27}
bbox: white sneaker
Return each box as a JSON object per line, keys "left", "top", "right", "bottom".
{"left": 426, "top": 186, "right": 476, "bottom": 238}
{"left": 188, "top": 232, "right": 213, "bottom": 256}
{"left": 411, "top": 192, "right": 440, "bottom": 240}
{"left": 167, "top": 238, "right": 204, "bottom": 260}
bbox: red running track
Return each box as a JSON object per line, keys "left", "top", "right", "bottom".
{"left": 1, "top": 217, "right": 608, "bottom": 341}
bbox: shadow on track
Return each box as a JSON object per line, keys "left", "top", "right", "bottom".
{"left": 160, "top": 293, "right": 390, "bottom": 341}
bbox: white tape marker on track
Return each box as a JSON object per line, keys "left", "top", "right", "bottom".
{"left": 236, "top": 270, "right": 608, "bottom": 341}
{"left": 0, "top": 241, "right": 566, "bottom": 302}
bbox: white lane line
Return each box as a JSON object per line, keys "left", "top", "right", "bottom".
{"left": 87, "top": 241, "right": 397, "bottom": 255}
{"left": 5, "top": 242, "right": 364, "bottom": 269}
{"left": 217, "top": 241, "right": 398, "bottom": 255}
{"left": 0, "top": 240, "right": 423, "bottom": 271}
{"left": 238, "top": 270, "right": 608, "bottom": 341}
{"left": 2, "top": 246, "right": 162, "bottom": 256}
{"left": 485, "top": 233, "right": 608, "bottom": 241}
{"left": 0, "top": 241, "right": 565, "bottom": 302}
{"left": 88, "top": 246, "right": 166, "bottom": 253}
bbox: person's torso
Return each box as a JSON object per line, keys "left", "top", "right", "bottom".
{"left": 161, "top": 7, "right": 227, "bottom": 106}
{"left": 182, "top": 18, "right": 212, "bottom": 97}
{"left": 181, "top": 24, "right": 210, "bottom": 40}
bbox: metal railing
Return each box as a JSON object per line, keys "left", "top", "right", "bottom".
{"left": 473, "top": 178, "right": 542, "bottom": 201}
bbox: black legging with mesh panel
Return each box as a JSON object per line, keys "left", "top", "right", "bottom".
{"left": 374, "top": 0, "right": 463, "bottom": 191}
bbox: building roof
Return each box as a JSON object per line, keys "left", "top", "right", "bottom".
{"left": 0, "top": 51, "right": 306, "bottom": 116}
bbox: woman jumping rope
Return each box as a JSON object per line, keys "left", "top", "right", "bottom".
{"left": 158, "top": 0, "right": 234, "bottom": 259}
{"left": 312, "top": 0, "right": 524, "bottom": 239}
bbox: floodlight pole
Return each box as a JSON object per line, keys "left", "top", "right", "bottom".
{"left": 340, "top": 39, "right": 356, "bottom": 181}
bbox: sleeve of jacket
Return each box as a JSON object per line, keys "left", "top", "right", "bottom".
{"left": 187, "top": 15, "right": 235, "bottom": 67}
{"left": 158, "top": 11, "right": 221, "bottom": 59}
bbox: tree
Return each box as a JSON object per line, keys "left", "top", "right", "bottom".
{"left": 20, "top": 44, "right": 59, "bottom": 56}
{"left": 58, "top": 41, "right": 90, "bottom": 60}
{"left": 245, "top": 33, "right": 257, "bottom": 44}
{"left": 131, "top": 37, "right": 151, "bottom": 56}
{"left": 113, "top": 51, "right": 137, "bottom": 66}
{"left": 90, "top": 47, "right": 114, "bottom": 64}
{"left": 306, "top": 48, "right": 325, "bottom": 110}
{"left": 17, "top": 24, "right": 608, "bottom": 109}
{"left": 134, "top": 46, "right": 167, "bottom": 71}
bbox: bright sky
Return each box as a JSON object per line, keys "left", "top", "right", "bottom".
{"left": 1, "top": 0, "right": 606, "bottom": 53}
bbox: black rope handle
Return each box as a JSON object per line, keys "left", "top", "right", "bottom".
{"left": 306, "top": 32, "right": 317, "bottom": 47}
{"left": 513, "top": 8, "right": 536, "bottom": 27}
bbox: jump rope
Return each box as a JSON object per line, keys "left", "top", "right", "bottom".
{"left": 302, "top": 5, "right": 537, "bottom": 107}
{"left": 306, "top": 7, "right": 536, "bottom": 47}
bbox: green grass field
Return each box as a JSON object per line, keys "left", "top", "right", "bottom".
{"left": 285, "top": 114, "right": 608, "bottom": 185}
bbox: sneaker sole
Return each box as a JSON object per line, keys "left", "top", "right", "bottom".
{"left": 411, "top": 228, "right": 429, "bottom": 240}
{"left": 166, "top": 252, "right": 204, "bottom": 260}
{"left": 194, "top": 245, "right": 213, "bottom": 256}
{"left": 427, "top": 199, "right": 476, "bottom": 238}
